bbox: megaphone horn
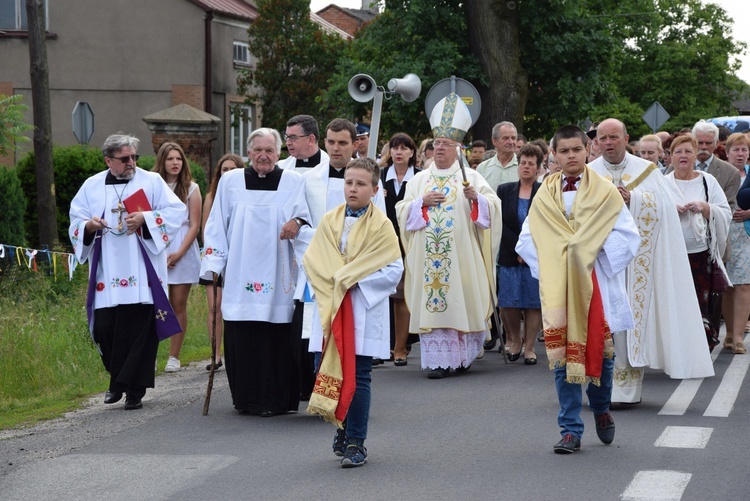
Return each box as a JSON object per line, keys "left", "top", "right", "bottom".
{"left": 348, "top": 74, "right": 377, "bottom": 103}
{"left": 387, "top": 73, "right": 422, "bottom": 103}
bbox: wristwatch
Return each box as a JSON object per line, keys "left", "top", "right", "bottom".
{"left": 293, "top": 217, "right": 304, "bottom": 227}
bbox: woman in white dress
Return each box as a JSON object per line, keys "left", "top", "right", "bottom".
{"left": 152, "top": 142, "right": 202, "bottom": 372}
{"left": 722, "top": 133, "right": 750, "bottom": 354}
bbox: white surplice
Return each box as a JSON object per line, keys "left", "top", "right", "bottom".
{"left": 69, "top": 167, "right": 185, "bottom": 310}
{"left": 308, "top": 215, "right": 403, "bottom": 359}
{"left": 590, "top": 154, "right": 715, "bottom": 403}
{"left": 200, "top": 167, "right": 310, "bottom": 323}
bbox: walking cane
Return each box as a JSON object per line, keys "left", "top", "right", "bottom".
{"left": 203, "top": 272, "right": 219, "bottom": 415}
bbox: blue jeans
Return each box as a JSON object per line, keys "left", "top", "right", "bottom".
{"left": 554, "top": 356, "right": 614, "bottom": 439}
{"left": 314, "top": 352, "right": 373, "bottom": 445}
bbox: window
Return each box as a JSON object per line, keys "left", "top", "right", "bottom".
{"left": 0, "top": 0, "right": 48, "bottom": 30}
{"left": 230, "top": 104, "right": 255, "bottom": 161}
{"left": 233, "top": 41, "right": 250, "bottom": 67}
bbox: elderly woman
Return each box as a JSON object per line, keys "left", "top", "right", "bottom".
{"left": 496, "top": 144, "right": 542, "bottom": 364}
{"left": 722, "top": 133, "right": 750, "bottom": 354}
{"left": 666, "top": 135, "right": 732, "bottom": 350}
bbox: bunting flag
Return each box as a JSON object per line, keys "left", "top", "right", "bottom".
{"left": 0, "top": 243, "right": 79, "bottom": 281}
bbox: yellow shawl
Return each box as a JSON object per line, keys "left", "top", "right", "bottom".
{"left": 303, "top": 202, "right": 400, "bottom": 426}
{"left": 529, "top": 167, "right": 623, "bottom": 384}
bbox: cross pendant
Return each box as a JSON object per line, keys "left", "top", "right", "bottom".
{"left": 111, "top": 202, "right": 126, "bottom": 231}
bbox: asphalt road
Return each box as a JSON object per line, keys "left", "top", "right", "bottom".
{"left": 1, "top": 333, "right": 749, "bottom": 501}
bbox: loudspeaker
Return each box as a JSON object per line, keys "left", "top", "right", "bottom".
{"left": 348, "top": 74, "right": 377, "bottom": 103}
{"left": 387, "top": 73, "right": 422, "bottom": 102}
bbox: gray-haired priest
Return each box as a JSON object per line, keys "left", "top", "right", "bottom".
{"left": 201, "top": 127, "right": 311, "bottom": 417}
{"left": 69, "top": 133, "right": 185, "bottom": 411}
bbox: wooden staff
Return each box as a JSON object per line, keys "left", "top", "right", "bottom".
{"left": 203, "top": 272, "right": 219, "bottom": 415}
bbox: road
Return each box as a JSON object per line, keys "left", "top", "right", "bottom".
{"left": 1, "top": 333, "right": 749, "bottom": 501}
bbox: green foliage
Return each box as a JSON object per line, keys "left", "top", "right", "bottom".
{"left": 237, "top": 0, "right": 346, "bottom": 131}
{"left": 0, "top": 167, "right": 27, "bottom": 246}
{"left": 138, "top": 155, "right": 208, "bottom": 200}
{"left": 320, "top": 0, "right": 483, "bottom": 140}
{"left": 0, "top": 271, "right": 211, "bottom": 430}
{"left": 16, "top": 145, "right": 105, "bottom": 248}
{"left": 0, "top": 94, "right": 33, "bottom": 156}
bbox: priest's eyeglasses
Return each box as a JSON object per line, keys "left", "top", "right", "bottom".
{"left": 284, "top": 134, "right": 311, "bottom": 143}
{"left": 109, "top": 154, "right": 140, "bottom": 163}
{"left": 433, "top": 140, "right": 456, "bottom": 149}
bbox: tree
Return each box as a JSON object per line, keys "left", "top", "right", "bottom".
{"left": 26, "top": 0, "right": 58, "bottom": 247}
{"left": 237, "top": 0, "right": 346, "bottom": 131}
{"left": 320, "top": 0, "right": 484, "bottom": 142}
{"left": 0, "top": 94, "right": 33, "bottom": 158}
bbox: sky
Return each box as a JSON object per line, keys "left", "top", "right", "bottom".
{"left": 310, "top": 0, "right": 750, "bottom": 84}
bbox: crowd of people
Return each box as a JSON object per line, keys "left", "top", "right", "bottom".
{"left": 68, "top": 107, "right": 750, "bottom": 465}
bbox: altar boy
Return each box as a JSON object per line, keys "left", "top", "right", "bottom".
{"left": 516, "top": 125, "right": 640, "bottom": 454}
{"left": 303, "top": 158, "right": 403, "bottom": 468}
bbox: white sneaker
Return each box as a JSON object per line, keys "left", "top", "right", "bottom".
{"left": 165, "top": 356, "right": 181, "bottom": 373}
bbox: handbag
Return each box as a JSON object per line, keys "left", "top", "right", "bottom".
{"left": 702, "top": 176, "right": 729, "bottom": 294}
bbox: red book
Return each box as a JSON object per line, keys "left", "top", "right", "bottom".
{"left": 123, "top": 188, "right": 152, "bottom": 213}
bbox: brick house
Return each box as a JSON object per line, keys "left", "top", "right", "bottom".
{"left": 315, "top": 1, "right": 377, "bottom": 37}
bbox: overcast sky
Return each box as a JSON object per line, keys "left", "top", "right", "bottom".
{"left": 310, "top": 1, "right": 750, "bottom": 85}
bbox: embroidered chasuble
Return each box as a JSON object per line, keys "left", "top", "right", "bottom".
{"left": 396, "top": 163, "right": 502, "bottom": 334}
{"left": 304, "top": 203, "right": 401, "bottom": 426}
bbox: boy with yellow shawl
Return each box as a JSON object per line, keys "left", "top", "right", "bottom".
{"left": 304, "top": 158, "right": 403, "bottom": 468}
{"left": 516, "top": 125, "right": 641, "bottom": 454}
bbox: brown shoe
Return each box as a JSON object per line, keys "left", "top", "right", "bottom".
{"left": 724, "top": 338, "right": 735, "bottom": 350}
{"left": 734, "top": 342, "right": 747, "bottom": 355}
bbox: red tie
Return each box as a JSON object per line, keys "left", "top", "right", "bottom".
{"left": 563, "top": 176, "right": 580, "bottom": 192}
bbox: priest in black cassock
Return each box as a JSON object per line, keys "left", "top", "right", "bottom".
{"left": 201, "top": 128, "right": 311, "bottom": 416}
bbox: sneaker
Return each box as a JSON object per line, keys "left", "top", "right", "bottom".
{"left": 165, "top": 356, "right": 181, "bottom": 373}
{"left": 427, "top": 367, "right": 449, "bottom": 379}
{"left": 553, "top": 434, "right": 581, "bottom": 454}
{"left": 340, "top": 444, "right": 367, "bottom": 468}
{"left": 594, "top": 412, "right": 615, "bottom": 444}
{"left": 332, "top": 427, "right": 347, "bottom": 457}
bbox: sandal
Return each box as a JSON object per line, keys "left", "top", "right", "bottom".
{"left": 724, "top": 338, "right": 735, "bottom": 350}
{"left": 734, "top": 342, "right": 747, "bottom": 355}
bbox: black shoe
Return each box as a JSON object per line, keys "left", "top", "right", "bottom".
{"left": 483, "top": 338, "right": 497, "bottom": 351}
{"left": 372, "top": 358, "right": 384, "bottom": 366}
{"left": 104, "top": 390, "right": 123, "bottom": 404}
{"left": 205, "top": 359, "right": 223, "bottom": 371}
{"left": 333, "top": 427, "right": 347, "bottom": 457}
{"left": 507, "top": 351, "right": 521, "bottom": 362}
{"left": 259, "top": 410, "right": 277, "bottom": 417}
{"left": 553, "top": 434, "right": 581, "bottom": 454}
{"left": 123, "top": 395, "right": 142, "bottom": 410}
{"left": 524, "top": 357, "right": 537, "bottom": 365}
{"left": 427, "top": 367, "right": 449, "bottom": 379}
{"left": 456, "top": 364, "right": 471, "bottom": 373}
{"left": 393, "top": 358, "right": 408, "bottom": 367}
{"left": 594, "top": 412, "right": 615, "bottom": 444}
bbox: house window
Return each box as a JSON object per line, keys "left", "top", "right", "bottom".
{"left": 0, "top": 0, "right": 48, "bottom": 30}
{"left": 230, "top": 104, "right": 255, "bottom": 161}
{"left": 233, "top": 41, "right": 250, "bottom": 67}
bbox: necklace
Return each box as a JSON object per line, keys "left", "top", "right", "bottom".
{"left": 277, "top": 239, "right": 297, "bottom": 294}
{"left": 111, "top": 183, "right": 128, "bottom": 232}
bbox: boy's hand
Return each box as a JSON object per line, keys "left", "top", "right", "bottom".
{"left": 617, "top": 185, "right": 631, "bottom": 206}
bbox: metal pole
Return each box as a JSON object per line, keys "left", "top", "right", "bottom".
{"left": 367, "top": 89, "right": 384, "bottom": 160}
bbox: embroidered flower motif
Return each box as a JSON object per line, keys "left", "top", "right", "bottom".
{"left": 206, "top": 248, "right": 213, "bottom": 255}
{"left": 162, "top": 234, "right": 169, "bottom": 242}
{"left": 96, "top": 282, "right": 105, "bottom": 291}
{"left": 204, "top": 247, "right": 226, "bottom": 258}
{"left": 155, "top": 217, "right": 163, "bottom": 225}
{"left": 74, "top": 229, "right": 79, "bottom": 236}
{"left": 120, "top": 278, "right": 129, "bottom": 287}
{"left": 152, "top": 211, "right": 170, "bottom": 247}
{"left": 111, "top": 276, "right": 137, "bottom": 288}
{"left": 245, "top": 281, "right": 273, "bottom": 293}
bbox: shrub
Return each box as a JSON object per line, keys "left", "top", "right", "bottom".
{"left": 0, "top": 167, "right": 26, "bottom": 246}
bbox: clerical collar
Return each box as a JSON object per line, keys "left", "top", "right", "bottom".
{"left": 346, "top": 205, "right": 369, "bottom": 218}
{"left": 295, "top": 149, "right": 321, "bottom": 167}
{"left": 329, "top": 165, "right": 346, "bottom": 179}
{"left": 602, "top": 155, "right": 628, "bottom": 171}
{"left": 105, "top": 171, "right": 130, "bottom": 185}
{"left": 245, "top": 165, "right": 282, "bottom": 191}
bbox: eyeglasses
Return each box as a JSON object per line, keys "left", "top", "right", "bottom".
{"left": 432, "top": 140, "right": 455, "bottom": 149}
{"left": 109, "top": 154, "right": 140, "bottom": 163}
{"left": 284, "top": 134, "right": 311, "bottom": 143}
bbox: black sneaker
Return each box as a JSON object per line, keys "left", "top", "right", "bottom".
{"left": 341, "top": 444, "right": 367, "bottom": 468}
{"left": 594, "top": 412, "right": 615, "bottom": 444}
{"left": 332, "top": 427, "right": 347, "bottom": 457}
{"left": 553, "top": 434, "right": 581, "bottom": 454}
{"left": 427, "top": 367, "right": 449, "bottom": 379}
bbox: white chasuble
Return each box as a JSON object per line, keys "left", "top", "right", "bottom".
{"left": 590, "top": 154, "right": 714, "bottom": 380}
{"left": 69, "top": 168, "right": 185, "bottom": 309}
{"left": 201, "top": 167, "right": 310, "bottom": 323}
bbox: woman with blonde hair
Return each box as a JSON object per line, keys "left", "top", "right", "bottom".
{"left": 152, "top": 142, "right": 202, "bottom": 372}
